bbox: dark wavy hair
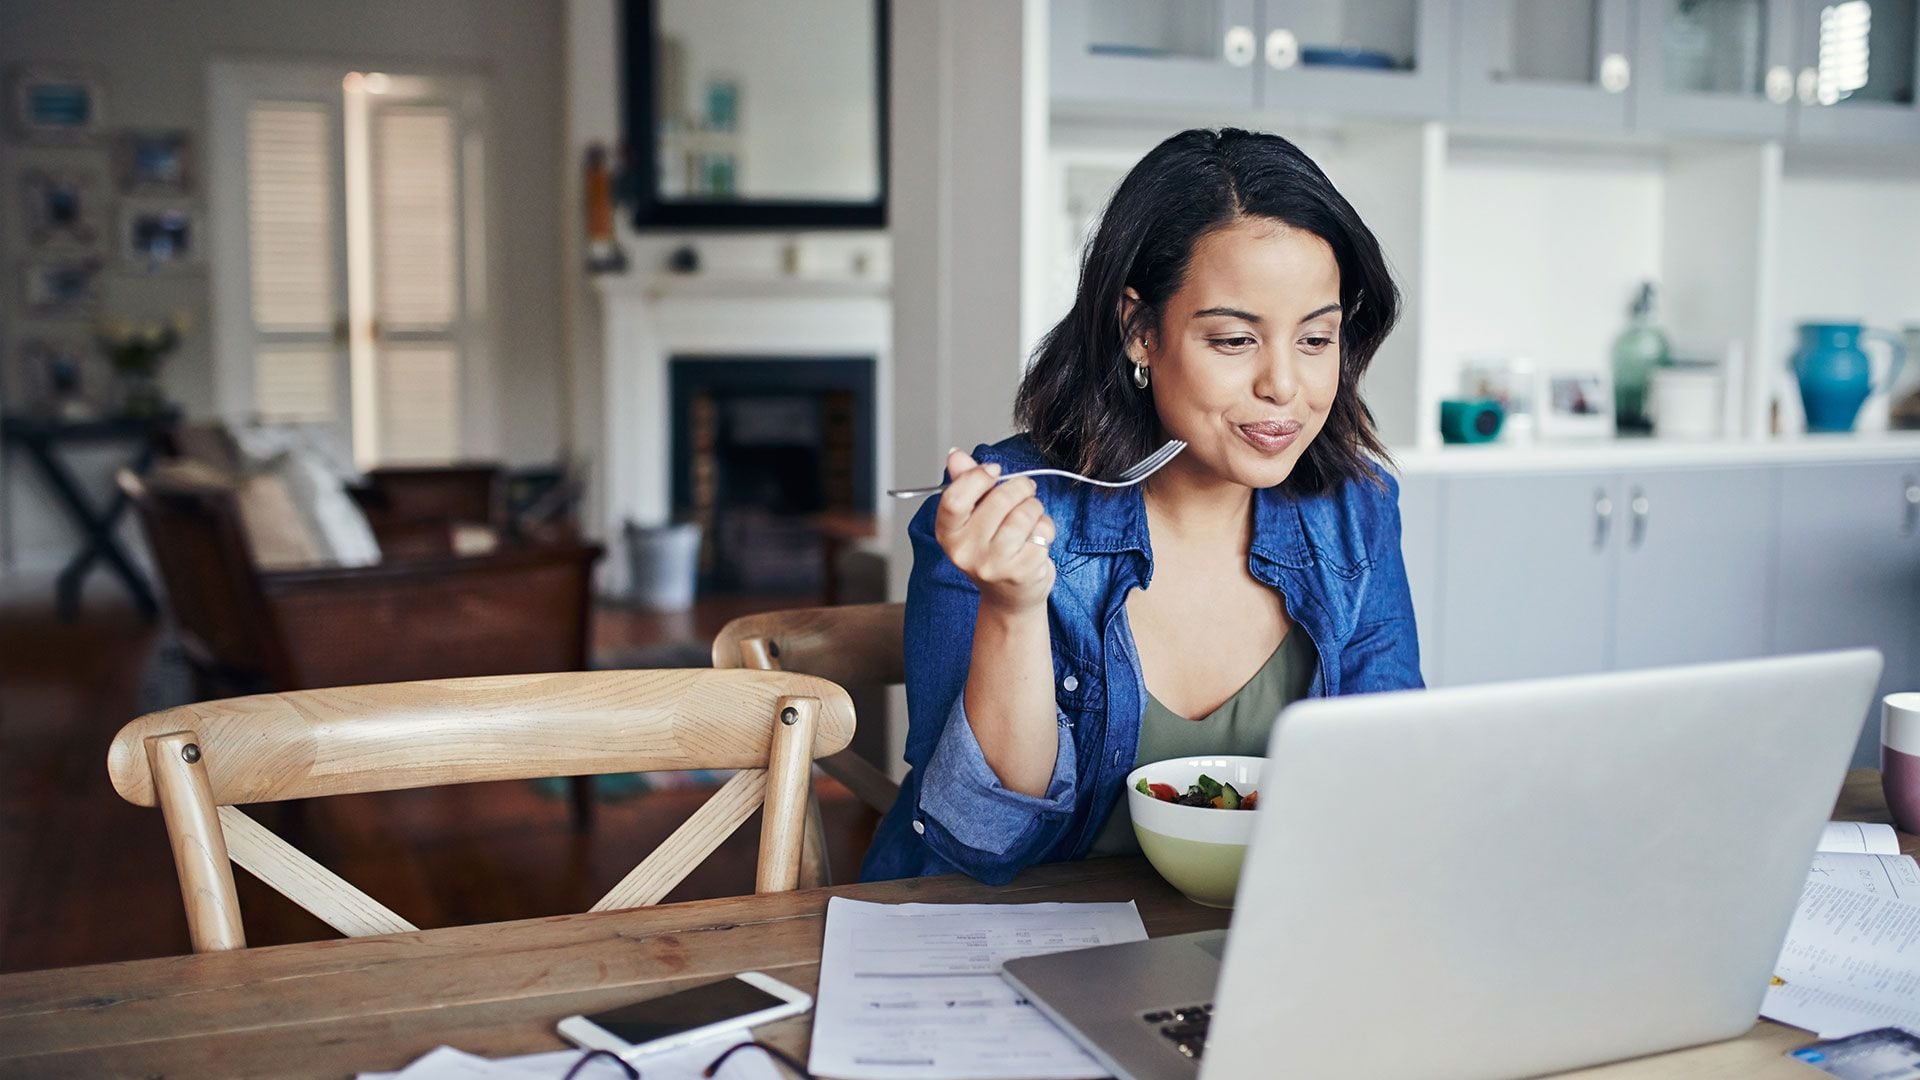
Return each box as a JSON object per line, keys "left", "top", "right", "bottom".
{"left": 1015, "top": 128, "right": 1399, "bottom": 495}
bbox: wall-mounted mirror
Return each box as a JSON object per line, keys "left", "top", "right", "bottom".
{"left": 624, "top": 0, "right": 887, "bottom": 229}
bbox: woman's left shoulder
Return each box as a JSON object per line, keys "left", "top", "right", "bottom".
{"left": 1286, "top": 460, "right": 1404, "bottom": 571}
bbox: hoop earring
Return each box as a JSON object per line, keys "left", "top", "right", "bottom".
{"left": 1131, "top": 359, "right": 1150, "bottom": 389}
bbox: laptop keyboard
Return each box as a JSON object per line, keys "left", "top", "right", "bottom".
{"left": 1142, "top": 1003, "right": 1213, "bottom": 1060}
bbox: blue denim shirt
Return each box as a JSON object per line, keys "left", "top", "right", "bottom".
{"left": 860, "top": 434, "right": 1424, "bottom": 885}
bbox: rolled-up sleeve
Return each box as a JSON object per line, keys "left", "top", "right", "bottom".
{"left": 898, "top": 472, "right": 1081, "bottom": 884}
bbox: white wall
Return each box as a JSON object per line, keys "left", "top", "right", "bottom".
{"left": 0, "top": 0, "right": 568, "bottom": 576}
{"left": 1429, "top": 142, "right": 1666, "bottom": 396}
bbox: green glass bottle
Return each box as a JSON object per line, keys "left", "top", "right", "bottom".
{"left": 1611, "top": 282, "right": 1670, "bottom": 432}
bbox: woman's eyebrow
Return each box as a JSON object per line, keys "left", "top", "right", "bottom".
{"left": 1297, "top": 302, "right": 1342, "bottom": 323}
{"left": 1192, "top": 306, "right": 1262, "bottom": 322}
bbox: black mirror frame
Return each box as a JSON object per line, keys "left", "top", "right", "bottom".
{"left": 623, "top": 0, "right": 889, "bottom": 230}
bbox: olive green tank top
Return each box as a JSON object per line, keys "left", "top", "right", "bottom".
{"left": 1089, "top": 630, "right": 1317, "bottom": 857}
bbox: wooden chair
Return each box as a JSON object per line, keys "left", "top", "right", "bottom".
{"left": 120, "top": 467, "right": 605, "bottom": 831}
{"left": 107, "top": 668, "right": 855, "bottom": 953}
{"left": 713, "top": 602, "right": 904, "bottom": 885}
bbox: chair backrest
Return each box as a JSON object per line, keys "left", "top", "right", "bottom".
{"left": 712, "top": 602, "right": 906, "bottom": 686}
{"left": 713, "top": 603, "right": 903, "bottom": 816}
{"left": 108, "top": 668, "right": 855, "bottom": 953}
{"left": 118, "top": 468, "right": 289, "bottom": 687}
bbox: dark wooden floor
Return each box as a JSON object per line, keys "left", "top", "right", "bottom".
{"left": 0, "top": 589, "right": 882, "bottom": 974}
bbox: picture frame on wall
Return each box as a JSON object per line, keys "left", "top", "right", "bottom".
{"left": 19, "top": 166, "right": 107, "bottom": 249}
{"left": 20, "top": 258, "right": 104, "bottom": 317}
{"left": 9, "top": 336, "right": 102, "bottom": 419}
{"left": 119, "top": 202, "right": 199, "bottom": 273}
{"left": 10, "top": 68, "right": 105, "bottom": 141}
{"left": 115, "top": 129, "right": 191, "bottom": 194}
{"left": 1537, "top": 370, "right": 1617, "bottom": 440}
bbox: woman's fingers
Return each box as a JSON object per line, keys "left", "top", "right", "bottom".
{"left": 989, "top": 498, "right": 1047, "bottom": 561}
{"left": 935, "top": 451, "right": 998, "bottom": 532}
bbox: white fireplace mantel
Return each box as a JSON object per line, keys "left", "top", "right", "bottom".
{"left": 593, "top": 273, "right": 892, "bottom": 592}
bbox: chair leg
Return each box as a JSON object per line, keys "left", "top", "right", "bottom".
{"left": 569, "top": 776, "right": 594, "bottom": 834}
{"left": 799, "top": 792, "right": 830, "bottom": 888}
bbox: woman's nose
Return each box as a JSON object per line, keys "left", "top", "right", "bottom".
{"left": 1253, "top": 348, "right": 1299, "bottom": 404}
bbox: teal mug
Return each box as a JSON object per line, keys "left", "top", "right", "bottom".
{"left": 1439, "top": 398, "right": 1504, "bottom": 444}
{"left": 1793, "top": 322, "right": 1908, "bottom": 433}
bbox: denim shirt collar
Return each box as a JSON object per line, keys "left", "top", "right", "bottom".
{"left": 1063, "top": 480, "right": 1317, "bottom": 572}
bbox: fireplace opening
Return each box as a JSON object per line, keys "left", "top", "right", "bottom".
{"left": 669, "top": 356, "right": 875, "bottom": 594}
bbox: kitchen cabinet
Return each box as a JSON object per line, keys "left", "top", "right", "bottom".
{"left": 1433, "top": 471, "right": 1615, "bottom": 686}
{"left": 1258, "top": 1, "right": 1452, "bottom": 119}
{"left": 1051, "top": 0, "right": 1451, "bottom": 119}
{"left": 1632, "top": 0, "right": 1799, "bottom": 138}
{"left": 1426, "top": 465, "right": 1781, "bottom": 686}
{"left": 1790, "top": 0, "right": 1920, "bottom": 143}
{"left": 1453, "top": 0, "right": 1638, "bottom": 130}
{"left": 1610, "top": 466, "right": 1774, "bottom": 669}
{"left": 1771, "top": 461, "right": 1920, "bottom": 765}
{"left": 1050, "top": 0, "right": 1260, "bottom": 112}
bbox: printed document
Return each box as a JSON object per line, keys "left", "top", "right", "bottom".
{"left": 807, "top": 898, "right": 1149, "bottom": 1080}
{"left": 1766, "top": 871, "right": 1920, "bottom": 1037}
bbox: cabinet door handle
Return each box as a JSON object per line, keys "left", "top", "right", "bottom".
{"left": 1765, "top": 65, "right": 1794, "bottom": 104}
{"left": 1904, "top": 478, "right": 1920, "bottom": 536}
{"left": 1265, "top": 28, "right": 1298, "bottom": 70}
{"left": 1224, "top": 25, "right": 1256, "bottom": 67}
{"left": 1594, "top": 490, "right": 1614, "bottom": 550}
{"left": 1600, "top": 53, "right": 1630, "bottom": 93}
{"left": 1629, "top": 489, "right": 1650, "bottom": 549}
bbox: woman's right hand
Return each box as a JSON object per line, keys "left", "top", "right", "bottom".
{"left": 934, "top": 449, "right": 1056, "bottom": 613}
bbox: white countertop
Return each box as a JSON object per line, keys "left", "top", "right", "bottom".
{"left": 1389, "top": 432, "right": 1920, "bottom": 475}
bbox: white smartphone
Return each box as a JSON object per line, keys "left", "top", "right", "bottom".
{"left": 556, "top": 971, "right": 813, "bottom": 1059}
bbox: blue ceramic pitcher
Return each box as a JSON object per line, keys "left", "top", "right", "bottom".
{"left": 1794, "top": 322, "right": 1908, "bottom": 432}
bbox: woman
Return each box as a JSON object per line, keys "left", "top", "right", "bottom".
{"left": 861, "top": 128, "right": 1423, "bottom": 885}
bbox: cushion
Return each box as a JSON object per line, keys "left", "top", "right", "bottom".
{"left": 145, "top": 458, "right": 328, "bottom": 569}
{"left": 237, "top": 470, "right": 325, "bottom": 569}
{"left": 228, "top": 424, "right": 381, "bottom": 568}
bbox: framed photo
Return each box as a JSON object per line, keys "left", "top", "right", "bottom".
{"left": 115, "top": 129, "right": 191, "bottom": 194}
{"left": 20, "top": 258, "right": 103, "bottom": 317}
{"left": 1538, "top": 370, "right": 1616, "bottom": 440}
{"left": 119, "top": 202, "right": 199, "bottom": 273}
{"left": 19, "top": 166, "right": 106, "bottom": 249}
{"left": 9, "top": 336, "right": 102, "bottom": 418}
{"left": 1460, "top": 357, "right": 1538, "bottom": 443}
{"left": 10, "top": 69, "right": 104, "bottom": 141}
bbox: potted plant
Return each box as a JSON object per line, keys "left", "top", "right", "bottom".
{"left": 97, "top": 313, "right": 188, "bottom": 417}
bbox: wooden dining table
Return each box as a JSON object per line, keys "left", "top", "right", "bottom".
{"left": 1, "top": 768, "right": 1910, "bottom": 1079}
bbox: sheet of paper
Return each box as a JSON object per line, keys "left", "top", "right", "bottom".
{"left": 1819, "top": 822, "right": 1902, "bottom": 856}
{"left": 359, "top": 1035, "right": 784, "bottom": 1080}
{"left": 807, "top": 897, "right": 1149, "bottom": 1080}
{"left": 1809, "top": 853, "right": 1920, "bottom": 901}
{"left": 1766, "top": 879, "right": 1920, "bottom": 1037}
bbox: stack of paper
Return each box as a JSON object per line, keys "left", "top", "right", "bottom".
{"left": 1763, "top": 822, "right": 1920, "bottom": 1038}
{"left": 807, "top": 898, "right": 1149, "bottom": 1080}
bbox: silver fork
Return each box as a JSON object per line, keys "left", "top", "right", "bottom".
{"left": 887, "top": 439, "right": 1187, "bottom": 500}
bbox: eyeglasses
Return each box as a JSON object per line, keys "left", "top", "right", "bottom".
{"left": 559, "top": 1039, "right": 815, "bottom": 1080}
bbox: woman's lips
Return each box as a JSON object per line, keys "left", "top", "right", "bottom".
{"left": 1235, "top": 419, "right": 1302, "bottom": 454}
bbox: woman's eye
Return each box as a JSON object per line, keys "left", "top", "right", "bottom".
{"left": 1300, "top": 335, "right": 1336, "bottom": 352}
{"left": 1210, "top": 335, "right": 1257, "bottom": 350}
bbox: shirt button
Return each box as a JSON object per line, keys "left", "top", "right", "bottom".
{"left": 912, "top": 819, "right": 926, "bottom": 835}
{"left": 1062, "top": 675, "right": 1079, "bottom": 692}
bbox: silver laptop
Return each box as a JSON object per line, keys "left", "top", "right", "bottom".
{"left": 1002, "top": 650, "right": 1883, "bottom": 1080}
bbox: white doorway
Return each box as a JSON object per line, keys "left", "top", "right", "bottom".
{"left": 208, "top": 60, "right": 491, "bottom": 468}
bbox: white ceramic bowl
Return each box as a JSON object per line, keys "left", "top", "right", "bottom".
{"left": 1125, "top": 755, "right": 1264, "bottom": 908}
